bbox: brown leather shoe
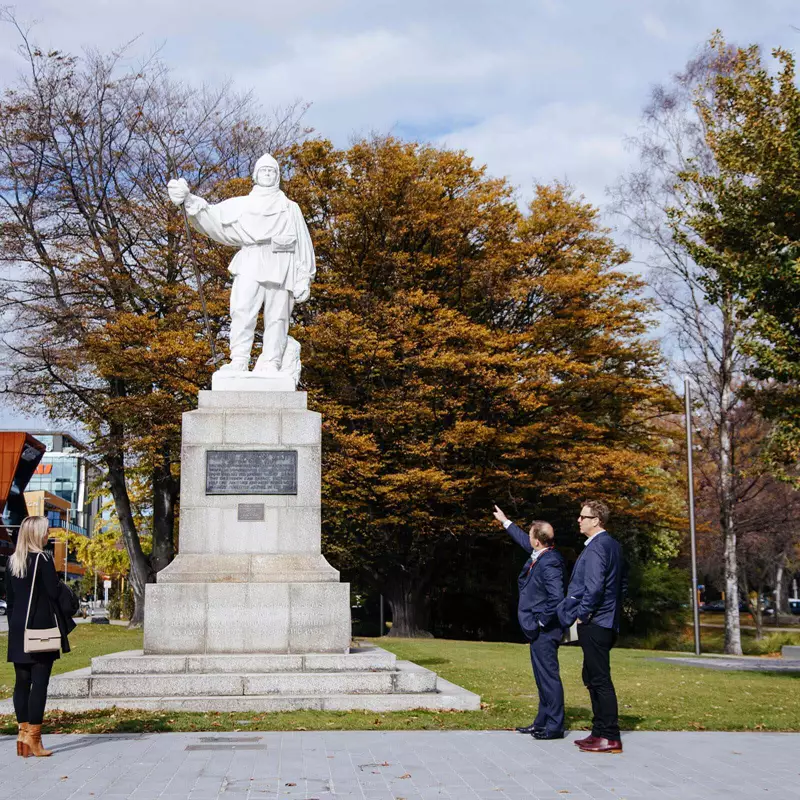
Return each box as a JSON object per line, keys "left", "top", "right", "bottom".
{"left": 578, "top": 737, "right": 622, "bottom": 754}
{"left": 573, "top": 734, "right": 598, "bottom": 747}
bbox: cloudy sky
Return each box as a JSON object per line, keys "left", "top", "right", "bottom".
{"left": 1, "top": 0, "right": 798, "bottom": 431}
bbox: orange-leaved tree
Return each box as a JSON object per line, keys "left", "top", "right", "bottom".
{"left": 283, "top": 137, "right": 680, "bottom": 636}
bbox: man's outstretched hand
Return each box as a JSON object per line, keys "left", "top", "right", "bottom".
{"left": 492, "top": 504, "right": 509, "bottom": 525}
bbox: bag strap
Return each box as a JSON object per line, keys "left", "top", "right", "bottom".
{"left": 25, "top": 553, "right": 41, "bottom": 632}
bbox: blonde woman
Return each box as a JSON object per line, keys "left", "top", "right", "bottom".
{"left": 6, "top": 516, "right": 70, "bottom": 757}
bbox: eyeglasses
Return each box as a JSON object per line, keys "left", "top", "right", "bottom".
{"left": 578, "top": 515, "right": 598, "bottom": 521}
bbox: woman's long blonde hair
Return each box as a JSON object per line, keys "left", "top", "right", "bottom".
{"left": 9, "top": 516, "right": 50, "bottom": 578}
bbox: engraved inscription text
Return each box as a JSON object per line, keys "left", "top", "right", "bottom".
{"left": 206, "top": 450, "right": 297, "bottom": 495}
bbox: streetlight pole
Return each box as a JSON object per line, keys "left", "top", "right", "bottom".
{"left": 685, "top": 378, "right": 701, "bottom": 656}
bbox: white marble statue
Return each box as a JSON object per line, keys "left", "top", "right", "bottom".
{"left": 167, "top": 154, "right": 315, "bottom": 389}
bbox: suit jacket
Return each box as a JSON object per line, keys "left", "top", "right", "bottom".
{"left": 557, "top": 530, "right": 625, "bottom": 631}
{"left": 506, "top": 522, "right": 567, "bottom": 641}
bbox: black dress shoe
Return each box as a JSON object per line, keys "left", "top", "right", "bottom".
{"left": 515, "top": 723, "right": 543, "bottom": 734}
{"left": 533, "top": 730, "right": 565, "bottom": 740}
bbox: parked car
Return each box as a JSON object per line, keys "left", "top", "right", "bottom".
{"left": 701, "top": 599, "right": 750, "bottom": 613}
{"left": 0, "top": 599, "right": 6, "bottom": 616}
{"left": 789, "top": 598, "right": 800, "bottom": 616}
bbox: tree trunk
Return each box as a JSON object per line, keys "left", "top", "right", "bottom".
{"left": 719, "top": 301, "right": 742, "bottom": 655}
{"left": 384, "top": 572, "right": 434, "bottom": 638}
{"left": 752, "top": 582, "right": 763, "bottom": 641}
{"left": 151, "top": 448, "right": 177, "bottom": 574}
{"left": 775, "top": 555, "right": 786, "bottom": 616}
{"left": 104, "top": 439, "right": 153, "bottom": 628}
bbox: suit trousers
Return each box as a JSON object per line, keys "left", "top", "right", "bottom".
{"left": 229, "top": 274, "right": 294, "bottom": 368}
{"left": 529, "top": 627, "right": 565, "bottom": 734}
{"left": 578, "top": 622, "right": 620, "bottom": 740}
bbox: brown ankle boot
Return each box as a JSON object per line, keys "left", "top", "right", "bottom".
{"left": 17, "top": 722, "right": 30, "bottom": 757}
{"left": 24, "top": 724, "right": 52, "bottom": 757}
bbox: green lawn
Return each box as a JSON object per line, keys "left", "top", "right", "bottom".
{"left": 0, "top": 625, "right": 144, "bottom": 700}
{"left": 1, "top": 629, "right": 798, "bottom": 734}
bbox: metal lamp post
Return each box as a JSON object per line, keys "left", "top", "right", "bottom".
{"left": 684, "top": 378, "right": 701, "bottom": 656}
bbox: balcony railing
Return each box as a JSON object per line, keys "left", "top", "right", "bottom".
{"left": 47, "top": 519, "right": 88, "bottom": 537}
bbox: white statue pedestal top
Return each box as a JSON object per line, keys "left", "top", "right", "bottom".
{"left": 211, "top": 371, "right": 295, "bottom": 392}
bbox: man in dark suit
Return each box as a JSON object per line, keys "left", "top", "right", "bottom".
{"left": 493, "top": 505, "right": 567, "bottom": 740}
{"left": 557, "top": 499, "right": 625, "bottom": 754}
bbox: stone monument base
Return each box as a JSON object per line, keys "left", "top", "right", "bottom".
{"left": 30, "top": 646, "right": 481, "bottom": 713}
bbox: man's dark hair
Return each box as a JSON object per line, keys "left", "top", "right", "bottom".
{"left": 581, "top": 499, "right": 610, "bottom": 525}
{"left": 529, "top": 520, "right": 555, "bottom": 546}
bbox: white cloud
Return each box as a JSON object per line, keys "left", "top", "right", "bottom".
{"left": 438, "top": 103, "right": 638, "bottom": 209}
{"left": 642, "top": 13, "right": 670, "bottom": 42}
{"left": 234, "top": 27, "right": 514, "bottom": 107}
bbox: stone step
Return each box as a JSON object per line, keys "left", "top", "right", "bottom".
{"left": 49, "top": 662, "right": 437, "bottom": 700}
{"left": 90, "top": 648, "right": 397, "bottom": 675}
{"left": 31, "top": 675, "right": 480, "bottom": 713}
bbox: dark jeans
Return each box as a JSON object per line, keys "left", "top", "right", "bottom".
{"left": 577, "top": 622, "right": 620, "bottom": 740}
{"left": 13, "top": 662, "right": 53, "bottom": 725}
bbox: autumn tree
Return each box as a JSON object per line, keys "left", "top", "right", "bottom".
{"left": 283, "top": 136, "right": 679, "bottom": 637}
{"left": 611, "top": 45, "right": 758, "bottom": 654}
{"left": 0, "top": 18, "right": 307, "bottom": 624}
{"left": 692, "top": 403, "right": 800, "bottom": 638}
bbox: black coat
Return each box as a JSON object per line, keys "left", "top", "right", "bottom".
{"left": 506, "top": 522, "right": 567, "bottom": 640}
{"left": 6, "top": 552, "right": 73, "bottom": 664}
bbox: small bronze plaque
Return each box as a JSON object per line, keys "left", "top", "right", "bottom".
{"left": 237, "top": 503, "right": 265, "bottom": 521}
{"left": 206, "top": 450, "right": 298, "bottom": 495}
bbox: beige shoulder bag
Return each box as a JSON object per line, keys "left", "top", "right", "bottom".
{"left": 23, "top": 553, "right": 61, "bottom": 654}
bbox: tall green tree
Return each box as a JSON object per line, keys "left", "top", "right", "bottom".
{"left": 284, "top": 137, "right": 680, "bottom": 636}
{"left": 675, "top": 35, "right": 800, "bottom": 481}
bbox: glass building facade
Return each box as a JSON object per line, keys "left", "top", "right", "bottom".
{"left": 25, "top": 432, "right": 100, "bottom": 535}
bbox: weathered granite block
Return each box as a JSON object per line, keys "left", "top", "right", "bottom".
{"left": 223, "top": 412, "right": 281, "bottom": 445}
{"left": 205, "top": 583, "right": 290, "bottom": 653}
{"left": 90, "top": 674, "right": 244, "bottom": 698}
{"left": 281, "top": 411, "right": 321, "bottom": 446}
{"left": 198, "top": 390, "right": 307, "bottom": 410}
{"left": 288, "top": 583, "right": 351, "bottom": 653}
{"left": 243, "top": 671, "right": 393, "bottom": 695}
{"left": 144, "top": 583, "right": 207, "bottom": 654}
{"left": 393, "top": 660, "right": 437, "bottom": 693}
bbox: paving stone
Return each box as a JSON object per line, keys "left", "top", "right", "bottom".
{"left": 1, "top": 731, "right": 795, "bottom": 799}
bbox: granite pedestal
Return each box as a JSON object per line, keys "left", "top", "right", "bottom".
{"left": 59, "top": 389, "right": 480, "bottom": 711}
{"left": 145, "top": 390, "right": 350, "bottom": 654}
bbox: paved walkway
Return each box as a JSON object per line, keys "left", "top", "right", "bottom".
{"left": 657, "top": 655, "right": 800, "bottom": 672}
{"left": 1, "top": 730, "right": 798, "bottom": 800}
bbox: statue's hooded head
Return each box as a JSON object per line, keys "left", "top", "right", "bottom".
{"left": 252, "top": 153, "right": 280, "bottom": 192}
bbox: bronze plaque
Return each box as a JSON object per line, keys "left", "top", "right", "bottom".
{"left": 205, "top": 450, "right": 297, "bottom": 495}
{"left": 237, "top": 503, "right": 265, "bottom": 521}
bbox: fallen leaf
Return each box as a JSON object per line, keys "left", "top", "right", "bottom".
{"left": 398, "top": 773, "right": 411, "bottom": 779}
{"left": 285, "top": 782, "right": 296, "bottom": 787}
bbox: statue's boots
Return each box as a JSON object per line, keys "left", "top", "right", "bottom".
{"left": 218, "top": 359, "right": 249, "bottom": 373}
{"left": 253, "top": 354, "right": 281, "bottom": 374}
